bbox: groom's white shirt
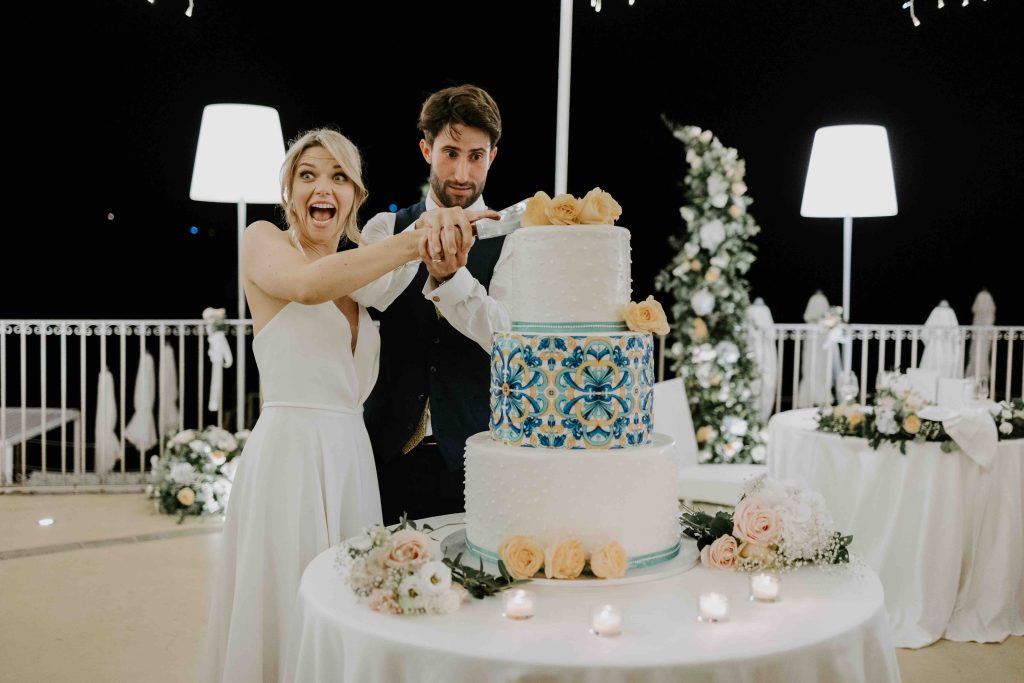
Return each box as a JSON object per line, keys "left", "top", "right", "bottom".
{"left": 352, "top": 194, "right": 513, "bottom": 354}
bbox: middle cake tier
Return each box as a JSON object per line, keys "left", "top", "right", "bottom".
{"left": 489, "top": 329, "right": 654, "bottom": 449}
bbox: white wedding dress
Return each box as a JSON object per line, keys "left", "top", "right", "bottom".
{"left": 201, "top": 301, "right": 382, "bottom": 683}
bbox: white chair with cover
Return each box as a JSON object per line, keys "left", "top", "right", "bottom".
{"left": 798, "top": 290, "right": 839, "bottom": 406}
{"left": 653, "top": 377, "right": 698, "bottom": 470}
{"left": 745, "top": 297, "right": 778, "bottom": 421}
{"left": 919, "top": 300, "right": 962, "bottom": 379}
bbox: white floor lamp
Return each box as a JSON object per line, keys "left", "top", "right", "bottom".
{"left": 189, "top": 103, "right": 285, "bottom": 427}
{"left": 801, "top": 125, "right": 897, "bottom": 377}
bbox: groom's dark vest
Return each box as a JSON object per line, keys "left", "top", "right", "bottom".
{"left": 363, "top": 201, "right": 506, "bottom": 471}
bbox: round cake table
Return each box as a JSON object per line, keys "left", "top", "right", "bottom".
{"left": 283, "top": 514, "right": 899, "bottom": 682}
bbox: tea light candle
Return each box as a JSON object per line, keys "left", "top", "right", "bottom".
{"left": 749, "top": 572, "right": 781, "bottom": 602}
{"left": 502, "top": 589, "right": 536, "bottom": 620}
{"left": 698, "top": 592, "right": 729, "bottom": 622}
{"left": 590, "top": 604, "right": 623, "bottom": 636}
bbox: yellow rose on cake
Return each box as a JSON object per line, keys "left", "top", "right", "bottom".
{"left": 589, "top": 541, "right": 628, "bottom": 579}
{"left": 623, "top": 296, "right": 670, "bottom": 336}
{"left": 577, "top": 187, "right": 622, "bottom": 225}
{"left": 498, "top": 535, "right": 545, "bottom": 579}
{"left": 545, "top": 193, "right": 581, "bottom": 225}
{"left": 544, "top": 538, "right": 586, "bottom": 579}
{"left": 520, "top": 191, "right": 552, "bottom": 228}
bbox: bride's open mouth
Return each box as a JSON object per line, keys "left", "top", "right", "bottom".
{"left": 310, "top": 203, "right": 336, "bottom": 226}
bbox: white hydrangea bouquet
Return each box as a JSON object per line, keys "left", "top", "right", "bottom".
{"left": 680, "top": 475, "right": 852, "bottom": 572}
{"left": 336, "top": 516, "right": 523, "bottom": 615}
{"left": 147, "top": 426, "right": 249, "bottom": 522}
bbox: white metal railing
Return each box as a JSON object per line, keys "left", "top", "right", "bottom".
{"left": 657, "top": 323, "right": 1023, "bottom": 414}
{"left": 1, "top": 319, "right": 253, "bottom": 489}
{"left": 3, "top": 318, "right": 1021, "bottom": 490}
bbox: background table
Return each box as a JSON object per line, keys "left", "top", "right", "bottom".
{"left": 767, "top": 408, "right": 1024, "bottom": 649}
{"left": 2, "top": 408, "right": 82, "bottom": 484}
{"left": 285, "top": 514, "right": 899, "bottom": 683}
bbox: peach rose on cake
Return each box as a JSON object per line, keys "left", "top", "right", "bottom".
{"left": 385, "top": 529, "right": 433, "bottom": 568}
{"left": 589, "top": 541, "right": 628, "bottom": 579}
{"left": 520, "top": 191, "right": 552, "bottom": 228}
{"left": 700, "top": 534, "right": 738, "bottom": 569}
{"left": 545, "top": 193, "right": 581, "bottom": 225}
{"left": 499, "top": 535, "right": 545, "bottom": 579}
{"left": 623, "top": 296, "right": 670, "bottom": 336}
{"left": 693, "top": 317, "right": 709, "bottom": 340}
{"left": 732, "top": 496, "right": 782, "bottom": 545}
{"left": 577, "top": 187, "right": 622, "bottom": 225}
{"left": 544, "top": 538, "right": 586, "bottom": 579}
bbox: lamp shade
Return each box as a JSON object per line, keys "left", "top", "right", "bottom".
{"left": 800, "top": 125, "right": 897, "bottom": 218}
{"left": 189, "top": 104, "right": 285, "bottom": 204}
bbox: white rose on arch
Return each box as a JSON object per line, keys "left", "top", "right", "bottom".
{"left": 691, "top": 289, "right": 716, "bottom": 317}
{"left": 699, "top": 220, "right": 726, "bottom": 252}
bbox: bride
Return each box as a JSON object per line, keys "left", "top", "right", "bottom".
{"left": 200, "top": 128, "right": 493, "bottom": 682}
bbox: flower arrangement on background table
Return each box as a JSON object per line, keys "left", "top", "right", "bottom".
{"left": 816, "top": 375, "right": 1023, "bottom": 453}
{"left": 147, "top": 425, "right": 249, "bottom": 521}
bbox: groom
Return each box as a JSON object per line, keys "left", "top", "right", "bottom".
{"left": 361, "top": 84, "right": 514, "bottom": 524}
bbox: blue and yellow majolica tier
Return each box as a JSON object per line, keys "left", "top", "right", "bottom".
{"left": 489, "top": 329, "right": 654, "bottom": 448}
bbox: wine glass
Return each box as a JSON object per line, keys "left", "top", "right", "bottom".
{"left": 837, "top": 371, "right": 859, "bottom": 404}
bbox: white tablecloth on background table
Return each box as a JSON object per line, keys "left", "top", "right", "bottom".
{"left": 767, "top": 409, "right": 1024, "bottom": 649}
{"left": 284, "top": 514, "right": 899, "bottom": 683}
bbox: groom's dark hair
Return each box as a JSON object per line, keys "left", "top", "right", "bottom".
{"left": 418, "top": 84, "right": 502, "bottom": 147}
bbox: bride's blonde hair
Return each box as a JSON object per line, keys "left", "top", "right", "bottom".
{"left": 280, "top": 128, "right": 367, "bottom": 248}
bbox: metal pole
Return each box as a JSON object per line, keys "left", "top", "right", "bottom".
{"left": 555, "top": 0, "right": 573, "bottom": 195}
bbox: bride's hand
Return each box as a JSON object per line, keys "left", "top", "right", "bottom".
{"left": 414, "top": 207, "right": 499, "bottom": 261}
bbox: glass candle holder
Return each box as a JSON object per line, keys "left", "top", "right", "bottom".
{"left": 590, "top": 604, "right": 623, "bottom": 637}
{"left": 749, "top": 572, "right": 781, "bottom": 602}
{"left": 697, "top": 592, "right": 729, "bottom": 623}
{"left": 502, "top": 589, "right": 536, "bottom": 620}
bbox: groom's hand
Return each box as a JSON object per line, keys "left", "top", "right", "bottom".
{"left": 414, "top": 207, "right": 498, "bottom": 281}
{"left": 414, "top": 207, "right": 498, "bottom": 261}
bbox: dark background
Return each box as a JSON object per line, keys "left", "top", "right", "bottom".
{"left": 7, "top": 0, "right": 1022, "bottom": 325}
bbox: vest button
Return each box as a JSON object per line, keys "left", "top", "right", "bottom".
{"left": 430, "top": 366, "right": 437, "bottom": 373}
{"left": 433, "top": 337, "right": 441, "bottom": 344}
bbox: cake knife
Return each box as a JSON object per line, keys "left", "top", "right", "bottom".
{"left": 471, "top": 199, "right": 530, "bottom": 239}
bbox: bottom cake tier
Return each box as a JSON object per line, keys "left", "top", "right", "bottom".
{"left": 463, "top": 432, "right": 681, "bottom": 572}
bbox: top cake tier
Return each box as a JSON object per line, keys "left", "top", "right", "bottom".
{"left": 506, "top": 225, "right": 631, "bottom": 331}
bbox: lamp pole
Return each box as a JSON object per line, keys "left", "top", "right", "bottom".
{"left": 555, "top": 0, "right": 573, "bottom": 195}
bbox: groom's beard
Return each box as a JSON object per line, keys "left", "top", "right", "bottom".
{"left": 429, "top": 170, "right": 484, "bottom": 209}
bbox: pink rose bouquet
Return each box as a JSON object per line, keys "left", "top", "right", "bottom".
{"left": 681, "top": 475, "right": 852, "bottom": 572}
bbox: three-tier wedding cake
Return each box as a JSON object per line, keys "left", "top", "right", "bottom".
{"left": 463, "top": 190, "right": 681, "bottom": 580}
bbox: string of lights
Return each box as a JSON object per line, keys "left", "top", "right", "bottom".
{"left": 903, "top": 0, "right": 987, "bottom": 27}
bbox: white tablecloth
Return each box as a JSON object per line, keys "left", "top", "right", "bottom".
{"left": 284, "top": 514, "right": 899, "bottom": 683}
{"left": 767, "top": 409, "right": 1024, "bottom": 649}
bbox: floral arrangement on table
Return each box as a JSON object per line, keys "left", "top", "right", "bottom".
{"left": 653, "top": 123, "right": 766, "bottom": 464}
{"left": 498, "top": 535, "right": 629, "bottom": 580}
{"left": 680, "top": 475, "right": 853, "bottom": 572}
{"left": 336, "top": 516, "right": 524, "bottom": 615}
{"left": 816, "top": 375, "right": 1024, "bottom": 453}
{"left": 519, "top": 187, "right": 622, "bottom": 227}
{"left": 147, "top": 425, "right": 249, "bottom": 522}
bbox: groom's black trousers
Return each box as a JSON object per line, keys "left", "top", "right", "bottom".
{"left": 377, "top": 440, "right": 464, "bottom": 525}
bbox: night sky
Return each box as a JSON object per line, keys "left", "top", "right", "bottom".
{"left": 9, "top": 0, "right": 1022, "bottom": 325}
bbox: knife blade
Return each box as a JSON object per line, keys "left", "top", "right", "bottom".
{"left": 472, "top": 199, "right": 530, "bottom": 239}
